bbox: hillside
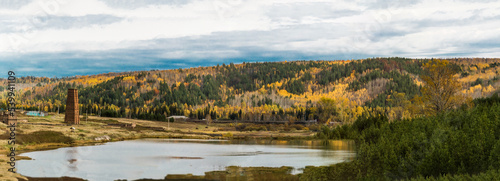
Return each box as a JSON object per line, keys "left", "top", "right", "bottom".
{"left": 3, "top": 57, "right": 500, "bottom": 123}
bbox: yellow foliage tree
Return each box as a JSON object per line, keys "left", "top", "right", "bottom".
{"left": 387, "top": 92, "right": 410, "bottom": 120}
{"left": 316, "top": 97, "right": 338, "bottom": 124}
{"left": 420, "top": 59, "right": 468, "bottom": 114}
{"left": 54, "top": 100, "right": 62, "bottom": 114}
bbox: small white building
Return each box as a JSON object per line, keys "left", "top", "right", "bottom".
{"left": 26, "top": 111, "right": 48, "bottom": 117}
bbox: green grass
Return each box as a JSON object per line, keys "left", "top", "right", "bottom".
{"left": 0, "top": 130, "right": 74, "bottom": 145}
{"left": 87, "top": 119, "right": 120, "bottom": 124}
{"left": 77, "top": 129, "right": 90, "bottom": 133}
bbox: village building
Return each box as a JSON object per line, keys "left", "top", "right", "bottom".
{"left": 166, "top": 115, "right": 188, "bottom": 122}
{"left": 26, "top": 111, "right": 48, "bottom": 117}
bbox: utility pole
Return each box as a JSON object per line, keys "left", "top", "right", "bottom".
{"left": 164, "top": 112, "right": 169, "bottom": 131}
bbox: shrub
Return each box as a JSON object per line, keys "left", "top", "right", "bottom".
{"left": 290, "top": 124, "right": 305, "bottom": 130}
{"left": 310, "top": 96, "right": 500, "bottom": 180}
{"left": 307, "top": 124, "right": 322, "bottom": 131}
{"left": 223, "top": 132, "right": 233, "bottom": 138}
{"left": 15, "top": 131, "right": 74, "bottom": 144}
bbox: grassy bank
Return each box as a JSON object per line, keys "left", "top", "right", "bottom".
{"left": 134, "top": 166, "right": 299, "bottom": 181}
{"left": 301, "top": 95, "right": 500, "bottom": 180}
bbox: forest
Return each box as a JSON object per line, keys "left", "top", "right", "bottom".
{"left": 301, "top": 94, "right": 500, "bottom": 180}
{"left": 1, "top": 57, "right": 499, "bottom": 124}
{"left": 1, "top": 57, "right": 500, "bottom": 180}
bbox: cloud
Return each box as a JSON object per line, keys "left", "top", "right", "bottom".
{"left": 100, "top": 0, "right": 196, "bottom": 9}
{"left": 0, "top": 0, "right": 499, "bottom": 77}
{"left": 33, "top": 14, "right": 123, "bottom": 30}
{"left": 0, "top": 0, "right": 32, "bottom": 10}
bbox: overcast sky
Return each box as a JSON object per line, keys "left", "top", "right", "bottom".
{"left": 1, "top": 0, "right": 500, "bottom": 77}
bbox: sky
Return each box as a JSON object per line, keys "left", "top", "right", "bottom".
{"left": 1, "top": 0, "right": 500, "bottom": 77}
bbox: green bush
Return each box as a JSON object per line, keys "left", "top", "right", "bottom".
{"left": 300, "top": 162, "right": 360, "bottom": 181}
{"left": 308, "top": 96, "right": 500, "bottom": 180}
{"left": 307, "top": 124, "right": 322, "bottom": 131}
{"left": 410, "top": 169, "right": 500, "bottom": 181}
{"left": 243, "top": 124, "right": 267, "bottom": 131}
{"left": 290, "top": 124, "right": 305, "bottom": 130}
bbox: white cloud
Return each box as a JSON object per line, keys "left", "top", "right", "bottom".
{"left": 1, "top": 0, "right": 500, "bottom": 76}
{"left": 0, "top": 0, "right": 277, "bottom": 53}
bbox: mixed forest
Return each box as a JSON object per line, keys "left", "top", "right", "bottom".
{"left": 2, "top": 57, "right": 500, "bottom": 180}
{"left": 1, "top": 57, "right": 500, "bottom": 124}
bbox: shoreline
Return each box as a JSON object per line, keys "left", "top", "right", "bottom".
{"left": 1, "top": 114, "right": 320, "bottom": 180}
{"left": 18, "top": 131, "right": 317, "bottom": 155}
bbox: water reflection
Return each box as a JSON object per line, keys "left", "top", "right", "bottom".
{"left": 65, "top": 148, "right": 79, "bottom": 172}
{"left": 18, "top": 139, "right": 355, "bottom": 181}
{"left": 145, "top": 139, "right": 356, "bottom": 151}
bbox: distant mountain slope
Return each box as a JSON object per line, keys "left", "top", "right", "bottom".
{"left": 5, "top": 57, "right": 500, "bottom": 123}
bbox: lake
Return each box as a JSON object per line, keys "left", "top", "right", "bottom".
{"left": 18, "top": 139, "right": 355, "bottom": 180}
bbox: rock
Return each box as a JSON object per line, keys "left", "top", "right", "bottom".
{"left": 94, "top": 135, "right": 111, "bottom": 141}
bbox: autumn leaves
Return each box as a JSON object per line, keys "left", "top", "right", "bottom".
{"left": 417, "top": 59, "right": 472, "bottom": 115}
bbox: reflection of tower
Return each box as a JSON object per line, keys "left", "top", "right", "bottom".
{"left": 65, "top": 89, "right": 79, "bottom": 124}
{"left": 66, "top": 148, "right": 79, "bottom": 171}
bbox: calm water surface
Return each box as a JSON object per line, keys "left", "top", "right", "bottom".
{"left": 18, "top": 139, "right": 355, "bottom": 180}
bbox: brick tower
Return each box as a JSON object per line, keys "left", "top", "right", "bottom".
{"left": 65, "top": 89, "right": 79, "bottom": 124}
{"left": 1, "top": 112, "right": 16, "bottom": 126}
